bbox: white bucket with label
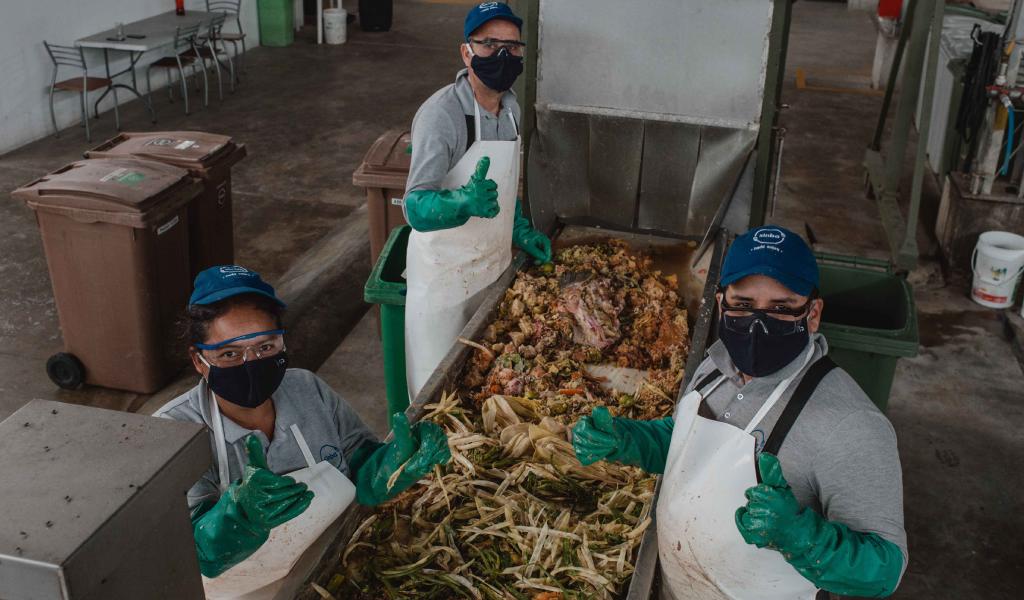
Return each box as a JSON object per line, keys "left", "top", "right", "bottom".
{"left": 971, "top": 231, "right": 1024, "bottom": 309}
{"left": 324, "top": 8, "right": 347, "bottom": 45}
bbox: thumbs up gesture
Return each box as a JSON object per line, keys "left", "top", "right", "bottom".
{"left": 232, "top": 435, "right": 314, "bottom": 530}
{"left": 458, "top": 156, "right": 501, "bottom": 219}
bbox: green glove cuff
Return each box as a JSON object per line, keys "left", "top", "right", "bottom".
{"left": 572, "top": 407, "right": 674, "bottom": 474}
{"left": 405, "top": 189, "right": 472, "bottom": 232}
{"left": 355, "top": 415, "right": 452, "bottom": 506}
{"left": 784, "top": 511, "right": 904, "bottom": 598}
{"left": 606, "top": 416, "right": 675, "bottom": 474}
{"left": 512, "top": 198, "right": 531, "bottom": 240}
{"left": 192, "top": 486, "right": 270, "bottom": 578}
{"left": 348, "top": 439, "right": 384, "bottom": 477}
{"left": 511, "top": 199, "right": 553, "bottom": 264}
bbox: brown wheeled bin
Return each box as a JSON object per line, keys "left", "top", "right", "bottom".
{"left": 85, "top": 132, "right": 247, "bottom": 280}
{"left": 352, "top": 129, "right": 411, "bottom": 267}
{"left": 12, "top": 158, "right": 202, "bottom": 393}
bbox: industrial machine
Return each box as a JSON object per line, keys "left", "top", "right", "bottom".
{"left": 0, "top": 400, "right": 210, "bottom": 600}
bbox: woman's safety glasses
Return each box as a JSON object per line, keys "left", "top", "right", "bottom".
{"left": 195, "top": 329, "right": 286, "bottom": 368}
{"left": 719, "top": 299, "right": 813, "bottom": 336}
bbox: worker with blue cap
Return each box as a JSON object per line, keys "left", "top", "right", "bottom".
{"left": 571, "top": 226, "right": 908, "bottom": 600}
{"left": 156, "top": 265, "right": 450, "bottom": 584}
{"left": 402, "top": 2, "right": 551, "bottom": 399}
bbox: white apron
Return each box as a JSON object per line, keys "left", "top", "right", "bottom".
{"left": 657, "top": 347, "right": 818, "bottom": 600}
{"left": 404, "top": 101, "right": 520, "bottom": 398}
{"left": 202, "top": 392, "right": 356, "bottom": 600}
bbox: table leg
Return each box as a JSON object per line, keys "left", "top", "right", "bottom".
{"left": 93, "top": 48, "right": 114, "bottom": 117}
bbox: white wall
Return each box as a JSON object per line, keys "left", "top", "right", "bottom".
{"left": 0, "top": 0, "right": 261, "bottom": 155}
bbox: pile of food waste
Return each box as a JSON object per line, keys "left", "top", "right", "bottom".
{"left": 317, "top": 240, "right": 691, "bottom": 600}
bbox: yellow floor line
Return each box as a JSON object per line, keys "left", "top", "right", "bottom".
{"left": 794, "top": 67, "right": 885, "bottom": 97}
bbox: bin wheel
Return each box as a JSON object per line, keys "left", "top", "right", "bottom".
{"left": 46, "top": 353, "right": 85, "bottom": 390}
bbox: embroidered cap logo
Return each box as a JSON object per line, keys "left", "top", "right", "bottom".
{"left": 752, "top": 228, "right": 786, "bottom": 246}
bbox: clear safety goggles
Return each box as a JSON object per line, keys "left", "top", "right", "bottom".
{"left": 195, "top": 329, "right": 286, "bottom": 368}
{"left": 720, "top": 299, "right": 812, "bottom": 336}
{"left": 468, "top": 37, "right": 526, "bottom": 57}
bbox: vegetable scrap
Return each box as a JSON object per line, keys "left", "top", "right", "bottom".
{"left": 328, "top": 241, "right": 691, "bottom": 599}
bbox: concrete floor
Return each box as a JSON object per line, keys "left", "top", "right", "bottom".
{"left": 0, "top": 0, "right": 464, "bottom": 425}
{"left": 0, "top": 0, "right": 1021, "bottom": 597}
{"left": 776, "top": 3, "right": 1024, "bottom": 598}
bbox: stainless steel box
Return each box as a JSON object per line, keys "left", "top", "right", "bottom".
{"left": 0, "top": 400, "right": 211, "bottom": 600}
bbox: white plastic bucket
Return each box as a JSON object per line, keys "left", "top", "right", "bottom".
{"left": 971, "top": 231, "right": 1024, "bottom": 309}
{"left": 323, "top": 8, "right": 347, "bottom": 45}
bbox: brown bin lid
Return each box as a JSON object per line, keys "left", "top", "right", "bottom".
{"left": 352, "top": 129, "right": 412, "bottom": 189}
{"left": 12, "top": 158, "right": 201, "bottom": 228}
{"left": 84, "top": 131, "right": 246, "bottom": 173}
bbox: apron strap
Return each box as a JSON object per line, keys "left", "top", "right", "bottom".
{"left": 466, "top": 102, "right": 520, "bottom": 152}
{"left": 694, "top": 369, "right": 723, "bottom": 392}
{"left": 289, "top": 424, "right": 318, "bottom": 469}
{"left": 693, "top": 369, "right": 723, "bottom": 419}
{"left": 464, "top": 114, "right": 475, "bottom": 153}
{"left": 208, "top": 386, "right": 232, "bottom": 494}
{"left": 755, "top": 356, "right": 838, "bottom": 482}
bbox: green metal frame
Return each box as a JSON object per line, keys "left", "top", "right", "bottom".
{"left": 510, "top": 0, "right": 539, "bottom": 209}
{"left": 750, "top": 0, "right": 795, "bottom": 229}
{"left": 864, "top": 0, "right": 944, "bottom": 272}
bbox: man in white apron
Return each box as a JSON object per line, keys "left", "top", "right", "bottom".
{"left": 572, "top": 226, "right": 908, "bottom": 600}
{"left": 403, "top": 2, "right": 552, "bottom": 398}
{"left": 156, "top": 266, "right": 451, "bottom": 584}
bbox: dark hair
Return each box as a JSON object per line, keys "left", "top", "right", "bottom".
{"left": 180, "top": 293, "right": 286, "bottom": 347}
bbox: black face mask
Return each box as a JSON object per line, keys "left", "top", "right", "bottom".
{"left": 207, "top": 352, "right": 288, "bottom": 408}
{"left": 718, "top": 315, "right": 809, "bottom": 378}
{"left": 470, "top": 48, "right": 523, "bottom": 92}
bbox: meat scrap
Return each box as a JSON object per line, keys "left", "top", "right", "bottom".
{"left": 459, "top": 240, "right": 691, "bottom": 422}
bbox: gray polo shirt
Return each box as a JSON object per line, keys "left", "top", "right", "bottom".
{"left": 155, "top": 368, "right": 377, "bottom": 509}
{"left": 681, "top": 334, "right": 909, "bottom": 568}
{"left": 404, "top": 68, "right": 521, "bottom": 196}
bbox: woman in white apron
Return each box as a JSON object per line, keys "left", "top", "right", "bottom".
{"left": 570, "top": 225, "right": 906, "bottom": 599}
{"left": 155, "top": 265, "right": 451, "bottom": 597}
{"left": 403, "top": 4, "right": 551, "bottom": 399}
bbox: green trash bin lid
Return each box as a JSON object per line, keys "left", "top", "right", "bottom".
{"left": 816, "top": 254, "right": 919, "bottom": 358}
{"left": 365, "top": 225, "right": 410, "bottom": 306}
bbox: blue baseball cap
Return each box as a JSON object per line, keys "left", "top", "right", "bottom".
{"left": 464, "top": 2, "right": 522, "bottom": 40}
{"left": 189, "top": 265, "right": 286, "bottom": 307}
{"left": 719, "top": 225, "right": 819, "bottom": 296}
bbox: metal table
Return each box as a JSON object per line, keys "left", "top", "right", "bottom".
{"left": 75, "top": 10, "right": 217, "bottom": 126}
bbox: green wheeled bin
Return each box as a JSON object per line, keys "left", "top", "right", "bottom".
{"left": 365, "top": 225, "right": 411, "bottom": 418}
{"left": 817, "top": 254, "right": 919, "bottom": 411}
{"left": 258, "top": 0, "right": 294, "bottom": 47}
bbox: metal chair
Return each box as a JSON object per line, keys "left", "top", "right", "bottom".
{"left": 183, "top": 13, "right": 235, "bottom": 100}
{"left": 206, "top": 0, "right": 246, "bottom": 83}
{"left": 145, "top": 23, "right": 208, "bottom": 116}
{"left": 43, "top": 42, "right": 116, "bottom": 142}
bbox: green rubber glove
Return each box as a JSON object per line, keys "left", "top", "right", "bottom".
{"left": 192, "top": 435, "right": 314, "bottom": 578}
{"left": 405, "top": 157, "right": 500, "bottom": 232}
{"left": 571, "top": 406, "right": 674, "bottom": 474}
{"left": 354, "top": 413, "right": 452, "bottom": 505}
{"left": 512, "top": 198, "right": 552, "bottom": 264}
{"left": 735, "top": 453, "right": 904, "bottom": 597}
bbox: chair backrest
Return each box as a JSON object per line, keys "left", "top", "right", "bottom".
{"left": 43, "top": 41, "right": 86, "bottom": 72}
{"left": 207, "top": 0, "right": 243, "bottom": 33}
{"left": 208, "top": 12, "right": 227, "bottom": 36}
{"left": 174, "top": 22, "right": 202, "bottom": 50}
{"left": 206, "top": 0, "right": 241, "bottom": 16}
